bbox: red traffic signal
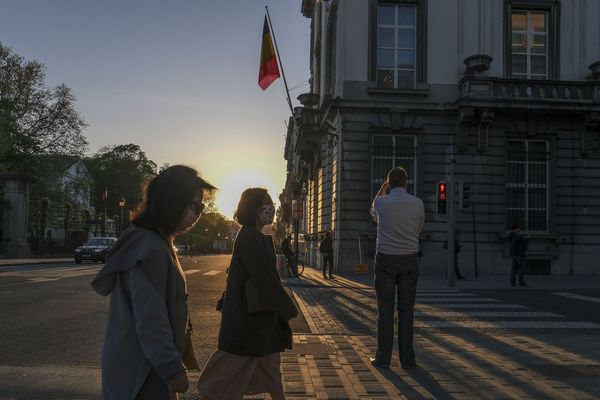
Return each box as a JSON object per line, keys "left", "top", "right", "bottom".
{"left": 437, "top": 181, "right": 447, "bottom": 216}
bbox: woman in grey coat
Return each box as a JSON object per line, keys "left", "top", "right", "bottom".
{"left": 91, "top": 165, "right": 215, "bottom": 400}
{"left": 196, "top": 188, "right": 298, "bottom": 400}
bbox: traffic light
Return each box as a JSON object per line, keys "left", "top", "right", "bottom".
{"left": 458, "top": 181, "right": 471, "bottom": 210}
{"left": 436, "top": 182, "right": 447, "bottom": 216}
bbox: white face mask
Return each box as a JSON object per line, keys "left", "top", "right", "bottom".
{"left": 258, "top": 204, "right": 275, "bottom": 225}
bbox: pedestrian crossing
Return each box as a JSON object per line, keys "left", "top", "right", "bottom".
{"left": 415, "top": 289, "right": 600, "bottom": 330}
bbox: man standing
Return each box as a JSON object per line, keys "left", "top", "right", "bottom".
{"left": 319, "top": 232, "right": 334, "bottom": 279}
{"left": 370, "top": 167, "right": 424, "bottom": 370}
{"left": 508, "top": 223, "right": 529, "bottom": 287}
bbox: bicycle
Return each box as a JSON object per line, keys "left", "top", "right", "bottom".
{"left": 288, "top": 252, "right": 305, "bottom": 277}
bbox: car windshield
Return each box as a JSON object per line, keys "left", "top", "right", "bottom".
{"left": 86, "top": 239, "right": 112, "bottom": 246}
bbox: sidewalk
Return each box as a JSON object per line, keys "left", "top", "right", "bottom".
{"left": 251, "top": 267, "right": 600, "bottom": 399}
{"left": 0, "top": 257, "right": 73, "bottom": 268}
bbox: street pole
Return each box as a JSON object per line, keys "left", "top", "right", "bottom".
{"left": 472, "top": 203, "right": 479, "bottom": 278}
{"left": 447, "top": 159, "right": 456, "bottom": 287}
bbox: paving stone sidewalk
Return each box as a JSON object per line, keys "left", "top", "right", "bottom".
{"left": 268, "top": 268, "right": 600, "bottom": 399}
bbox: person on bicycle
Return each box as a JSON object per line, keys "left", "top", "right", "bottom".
{"left": 281, "top": 235, "right": 297, "bottom": 277}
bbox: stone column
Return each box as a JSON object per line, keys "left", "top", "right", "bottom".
{"left": 1, "top": 172, "right": 32, "bottom": 258}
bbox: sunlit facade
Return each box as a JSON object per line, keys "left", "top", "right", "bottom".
{"left": 282, "top": 0, "right": 600, "bottom": 276}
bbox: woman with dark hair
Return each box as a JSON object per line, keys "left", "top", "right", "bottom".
{"left": 196, "top": 188, "right": 298, "bottom": 400}
{"left": 91, "top": 165, "right": 215, "bottom": 400}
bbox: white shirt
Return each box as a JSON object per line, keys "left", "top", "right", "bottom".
{"left": 371, "top": 187, "right": 425, "bottom": 255}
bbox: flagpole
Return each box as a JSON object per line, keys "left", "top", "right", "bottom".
{"left": 265, "top": 6, "right": 295, "bottom": 116}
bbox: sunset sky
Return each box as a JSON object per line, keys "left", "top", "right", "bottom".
{"left": 0, "top": 0, "right": 310, "bottom": 218}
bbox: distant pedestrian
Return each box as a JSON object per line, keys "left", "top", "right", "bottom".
{"left": 508, "top": 222, "right": 529, "bottom": 287}
{"left": 370, "top": 167, "right": 424, "bottom": 370}
{"left": 319, "top": 232, "right": 334, "bottom": 279}
{"left": 91, "top": 165, "right": 215, "bottom": 400}
{"left": 196, "top": 188, "right": 298, "bottom": 400}
{"left": 443, "top": 232, "right": 465, "bottom": 280}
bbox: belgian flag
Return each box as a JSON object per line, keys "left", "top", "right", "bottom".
{"left": 258, "top": 15, "right": 280, "bottom": 90}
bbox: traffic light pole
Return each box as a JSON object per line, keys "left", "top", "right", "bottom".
{"left": 447, "top": 159, "right": 456, "bottom": 287}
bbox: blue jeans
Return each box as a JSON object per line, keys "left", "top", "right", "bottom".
{"left": 374, "top": 252, "right": 419, "bottom": 366}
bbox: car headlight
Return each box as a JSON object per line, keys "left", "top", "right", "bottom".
{"left": 75, "top": 248, "right": 82, "bottom": 252}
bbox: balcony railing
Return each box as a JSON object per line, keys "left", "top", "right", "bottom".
{"left": 460, "top": 76, "right": 600, "bottom": 104}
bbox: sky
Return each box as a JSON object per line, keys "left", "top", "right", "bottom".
{"left": 0, "top": 0, "right": 310, "bottom": 218}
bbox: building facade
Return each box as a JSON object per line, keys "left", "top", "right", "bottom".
{"left": 282, "top": 0, "right": 600, "bottom": 276}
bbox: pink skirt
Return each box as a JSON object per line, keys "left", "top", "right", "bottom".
{"left": 196, "top": 350, "right": 285, "bottom": 400}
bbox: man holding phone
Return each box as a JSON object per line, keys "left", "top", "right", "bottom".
{"left": 370, "top": 167, "right": 425, "bottom": 370}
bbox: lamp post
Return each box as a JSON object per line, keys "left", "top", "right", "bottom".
{"left": 118, "top": 195, "right": 125, "bottom": 236}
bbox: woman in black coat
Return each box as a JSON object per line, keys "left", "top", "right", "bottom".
{"left": 196, "top": 188, "right": 298, "bottom": 400}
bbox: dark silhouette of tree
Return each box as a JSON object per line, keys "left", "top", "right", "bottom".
{"left": 0, "top": 43, "right": 87, "bottom": 172}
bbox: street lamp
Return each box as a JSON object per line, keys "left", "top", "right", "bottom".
{"left": 118, "top": 195, "right": 126, "bottom": 236}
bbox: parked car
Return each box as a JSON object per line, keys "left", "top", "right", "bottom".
{"left": 74, "top": 237, "right": 117, "bottom": 264}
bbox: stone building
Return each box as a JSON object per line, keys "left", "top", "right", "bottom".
{"left": 282, "top": 0, "right": 600, "bottom": 276}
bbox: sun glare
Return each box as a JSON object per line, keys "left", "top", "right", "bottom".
{"left": 214, "top": 170, "right": 279, "bottom": 219}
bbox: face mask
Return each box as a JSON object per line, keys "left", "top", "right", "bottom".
{"left": 258, "top": 204, "right": 275, "bottom": 225}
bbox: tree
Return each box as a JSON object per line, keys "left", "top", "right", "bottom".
{"left": 0, "top": 43, "right": 87, "bottom": 172}
{"left": 86, "top": 144, "right": 158, "bottom": 224}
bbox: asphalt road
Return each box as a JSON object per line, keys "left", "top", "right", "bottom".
{"left": 0, "top": 255, "right": 232, "bottom": 400}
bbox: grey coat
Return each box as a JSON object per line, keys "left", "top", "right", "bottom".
{"left": 218, "top": 226, "right": 298, "bottom": 357}
{"left": 91, "top": 226, "right": 189, "bottom": 400}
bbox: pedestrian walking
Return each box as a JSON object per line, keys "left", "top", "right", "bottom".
{"left": 196, "top": 188, "right": 298, "bottom": 400}
{"left": 319, "top": 231, "right": 334, "bottom": 279}
{"left": 370, "top": 167, "right": 424, "bottom": 370}
{"left": 443, "top": 232, "right": 465, "bottom": 280}
{"left": 91, "top": 165, "right": 215, "bottom": 400}
{"left": 508, "top": 222, "right": 529, "bottom": 287}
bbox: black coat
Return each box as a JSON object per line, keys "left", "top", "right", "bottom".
{"left": 218, "top": 226, "right": 298, "bottom": 357}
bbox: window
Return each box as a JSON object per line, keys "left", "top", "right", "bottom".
{"left": 372, "top": 135, "right": 417, "bottom": 197}
{"left": 505, "top": 1, "right": 559, "bottom": 80}
{"left": 511, "top": 10, "right": 548, "bottom": 79}
{"left": 377, "top": 4, "right": 417, "bottom": 88}
{"left": 506, "top": 140, "right": 549, "bottom": 233}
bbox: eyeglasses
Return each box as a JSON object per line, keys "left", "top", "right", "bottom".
{"left": 189, "top": 202, "right": 205, "bottom": 215}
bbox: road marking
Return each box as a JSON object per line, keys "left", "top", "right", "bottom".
{"left": 416, "top": 321, "right": 600, "bottom": 329}
{"left": 417, "top": 293, "right": 476, "bottom": 297}
{"left": 418, "top": 297, "right": 500, "bottom": 303}
{"left": 415, "top": 311, "right": 563, "bottom": 318}
{"left": 203, "top": 270, "right": 223, "bottom": 276}
{"left": 552, "top": 292, "right": 600, "bottom": 304}
{"left": 417, "top": 303, "right": 528, "bottom": 309}
{"left": 184, "top": 269, "right": 201, "bottom": 275}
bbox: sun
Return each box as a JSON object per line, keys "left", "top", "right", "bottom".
{"left": 214, "top": 170, "right": 279, "bottom": 219}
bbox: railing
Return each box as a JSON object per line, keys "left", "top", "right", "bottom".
{"left": 460, "top": 77, "right": 600, "bottom": 103}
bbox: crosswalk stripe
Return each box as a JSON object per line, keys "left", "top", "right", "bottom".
{"left": 417, "top": 293, "right": 476, "bottom": 297}
{"left": 416, "top": 321, "right": 600, "bottom": 329}
{"left": 415, "top": 311, "right": 562, "bottom": 318}
{"left": 417, "top": 303, "right": 528, "bottom": 309}
{"left": 202, "top": 270, "right": 222, "bottom": 276}
{"left": 552, "top": 292, "right": 600, "bottom": 304}
{"left": 418, "top": 297, "right": 500, "bottom": 303}
{"left": 184, "top": 270, "right": 201, "bottom": 275}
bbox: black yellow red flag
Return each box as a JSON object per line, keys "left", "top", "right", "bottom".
{"left": 258, "top": 15, "right": 280, "bottom": 90}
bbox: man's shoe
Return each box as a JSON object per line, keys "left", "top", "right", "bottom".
{"left": 401, "top": 362, "right": 417, "bottom": 370}
{"left": 370, "top": 358, "right": 390, "bottom": 369}
{"left": 323, "top": 276, "right": 328, "bottom": 280}
{"left": 329, "top": 275, "right": 333, "bottom": 279}
{"left": 519, "top": 282, "right": 529, "bottom": 287}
